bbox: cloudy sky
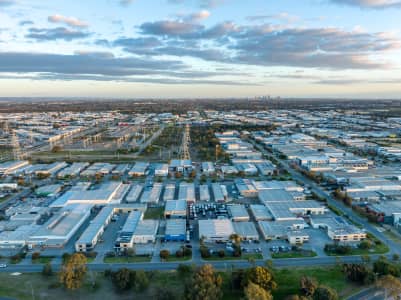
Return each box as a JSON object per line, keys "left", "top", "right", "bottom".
{"left": 0, "top": 0, "right": 401, "bottom": 98}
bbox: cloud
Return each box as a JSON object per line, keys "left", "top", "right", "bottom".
{"left": 48, "top": 14, "right": 88, "bottom": 28}
{"left": 0, "top": 51, "right": 254, "bottom": 85}
{"left": 19, "top": 20, "right": 34, "bottom": 26}
{"left": 0, "top": 52, "right": 185, "bottom": 76}
{"left": 200, "top": 0, "right": 226, "bottom": 8}
{"left": 135, "top": 18, "right": 399, "bottom": 69}
{"left": 0, "top": 0, "right": 15, "bottom": 6}
{"left": 26, "top": 27, "right": 90, "bottom": 41}
{"left": 120, "top": 0, "right": 134, "bottom": 5}
{"left": 246, "top": 13, "right": 300, "bottom": 23}
{"left": 329, "top": 0, "right": 401, "bottom": 8}
{"left": 184, "top": 10, "right": 211, "bottom": 22}
{"left": 140, "top": 20, "right": 204, "bottom": 37}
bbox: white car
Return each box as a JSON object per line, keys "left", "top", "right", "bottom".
{"left": 0, "top": 264, "right": 7, "bottom": 268}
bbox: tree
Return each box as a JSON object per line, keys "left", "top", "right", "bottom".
{"left": 342, "top": 263, "right": 375, "bottom": 285}
{"left": 244, "top": 266, "right": 277, "bottom": 293}
{"left": 376, "top": 275, "right": 401, "bottom": 300}
{"left": 59, "top": 253, "right": 87, "bottom": 290}
{"left": 373, "top": 256, "right": 400, "bottom": 277}
{"left": 244, "top": 282, "right": 272, "bottom": 300}
{"left": 160, "top": 249, "right": 170, "bottom": 260}
{"left": 133, "top": 270, "right": 149, "bottom": 292}
{"left": 313, "top": 285, "right": 338, "bottom": 300}
{"left": 51, "top": 145, "right": 63, "bottom": 153}
{"left": 126, "top": 248, "right": 135, "bottom": 257}
{"left": 111, "top": 268, "right": 132, "bottom": 291}
{"left": 42, "top": 263, "right": 53, "bottom": 277}
{"left": 31, "top": 252, "right": 41, "bottom": 260}
{"left": 300, "top": 276, "right": 318, "bottom": 297}
{"left": 184, "top": 264, "right": 223, "bottom": 300}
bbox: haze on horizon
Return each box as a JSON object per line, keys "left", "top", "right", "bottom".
{"left": 0, "top": 0, "right": 401, "bottom": 98}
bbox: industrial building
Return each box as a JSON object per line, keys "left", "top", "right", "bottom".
{"left": 125, "top": 184, "right": 144, "bottom": 203}
{"left": 199, "top": 185, "right": 211, "bottom": 202}
{"left": 140, "top": 183, "right": 162, "bottom": 204}
{"left": 129, "top": 162, "right": 149, "bottom": 177}
{"left": 178, "top": 182, "right": 196, "bottom": 203}
{"left": 163, "top": 184, "right": 176, "bottom": 201}
{"left": 228, "top": 204, "right": 250, "bottom": 222}
{"left": 232, "top": 222, "right": 259, "bottom": 241}
{"left": 165, "top": 219, "right": 186, "bottom": 242}
{"left": 75, "top": 206, "right": 114, "bottom": 252}
{"left": 164, "top": 200, "right": 187, "bottom": 218}
{"left": 249, "top": 204, "right": 272, "bottom": 221}
{"left": 198, "top": 219, "right": 235, "bottom": 243}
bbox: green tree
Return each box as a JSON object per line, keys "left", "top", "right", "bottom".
{"left": 59, "top": 253, "right": 87, "bottom": 290}
{"left": 184, "top": 264, "right": 223, "bottom": 300}
{"left": 177, "top": 264, "right": 194, "bottom": 278}
{"left": 244, "top": 282, "right": 272, "bottom": 300}
{"left": 300, "top": 276, "right": 318, "bottom": 297}
{"left": 313, "top": 285, "right": 338, "bottom": 300}
{"left": 244, "top": 266, "right": 277, "bottom": 292}
{"left": 342, "top": 263, "right": 375, "bottom": 285}
{"left": 111, "top": 268, "right": 132, "bottom": 291}
{"left": 42, "top": 263, "right": 53, "bottom": 277}
{"left": 133, "top": 270, "right": 149, "bottom": 292}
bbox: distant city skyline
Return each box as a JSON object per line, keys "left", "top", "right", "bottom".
{"left": 0, "top": 0, "right": 401, "bottom": 98}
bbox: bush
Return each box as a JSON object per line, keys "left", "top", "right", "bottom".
{"left": 42, "top": 263, "right": 53, "bottom": 277}
{"left": 358, "top": 240, "right": 373, "bottom": 250}
{"left": 133, "top": 270, "right": 149, "bottom": 292}
{"left": 32, "top": 252, "right": 41, "bottom": 260}
{"left": 200, "top": 246, "right": 211, "bottom": 258}
{"left": 183, "top": 247, "right": 192, "bottom": 257}
{"left": 160, "top": 249, "right": 170, "bottom": 260}
{"left": 86, "top": 251, "right": 97, "bottom": 258}
{"left": 105, "top": 251, "right": 116, "bottom": 258}
{"left": 176, "top": 250, "right": 184, "bottom": 258}
{"left": 218, "top": 250, "right": 225, "bottom": 258}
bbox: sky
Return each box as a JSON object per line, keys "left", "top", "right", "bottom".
{"left": 0, "top": 0, "right": 401, "bottom": 98}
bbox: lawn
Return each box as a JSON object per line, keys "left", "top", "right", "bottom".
{"left": 103, "top": 255, "right": 152, "bottom": 263}
{"left": 0, "top": 265, "right": 365, "bottom": 300}
{"left": 272, "top": 250, "right": 317, "bottom": 259}
{"left": 143, "top": 207, "right": 164, "bottom": 219}
{"left": 273, "top": 266, "right": 364, "bottom": 300}
{"left": 32, "top": 256, "right": 54, "bottom": 264}
{"left": 203, "top": 253, "right": 263, "bottom": 261}
{"left": 165, "top": 255, "right": 192, "bottom": 262}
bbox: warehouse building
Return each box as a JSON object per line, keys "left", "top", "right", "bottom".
{"left": 75, "top": 206, "right": 114, "bottom": 252}
{"left": 164, "top": 200, "right": 187, "bottom": 218}
{"left": 132, "top": 220, "right": 159, "bottom": 244}
{"left": 234, "top": 179, "right": 258, "bottom": 197}
{"left": 258, "top": 220, "right": 309, "bottom": 244}
{"left": 249, "top": 204, "right": 273, "bottom": 221}
{"left": 265, "top": 200, "right": 327, "bottom": 221}
{"left": 232, "top": 222, "right": 259, "bottom": 241}
{"left": 163, "top": 184, "right": 176, "bottom": 201}
{"left": 178, "top": 182, "right": 196, "bottom": 203}
{"left": 140, "top": 183, "right": 162, "bottom": 204}
{"left": 201, "top": 162, "right": 215, "bottom": 175}
{"left": 129, "top": 162, "right": 149, "bottom": 177}
{"left": 198, "top": 219, "right": 235, "bottom": 243}
{"left": 154, "top": 163, "right": 169, "bottom": 177}
{"left": 115, "top": 211, "right": 143, "bottom": 251}
{"left": 0, "top": 160, "right": 29, "bottom": 175}
{"left": 228, "top": 204, "right": 250, "bottom": 221}
{"left": 258, "top": 189, "right": 305, "bottom": 204}
{"left": 169, "top": 159, "right": 192, "bottom": 172}
{"left": 29, "top": 204, "right": 92, "bottom": 248}
{"left": 57, "top": 162, "right": 89, "bottom": 178}
{"left": 125, "top": 184, "right": 143, "bottom": 203}
{"left": 199, "top": 185, "right": 211, "bottom": 202}
{"left": 165, "top": 219, "right": 186, "bottom": 242}
{"left": 212, "top": 183, "right": 227, "bottom": 202}
{"left": 311, "top": 216, "right": 367, "bottom": 242}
